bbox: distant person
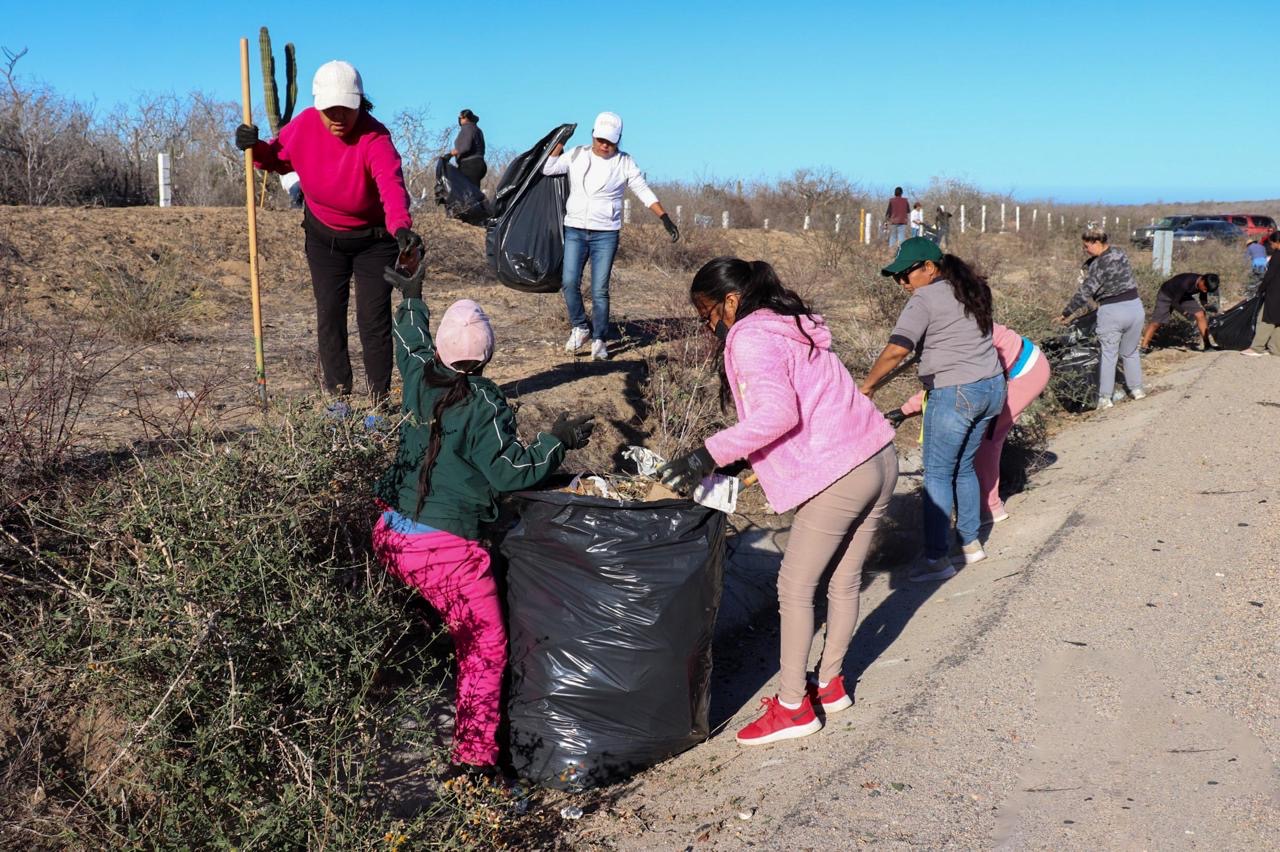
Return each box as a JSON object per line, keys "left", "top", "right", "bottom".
{"left": 448, "top": 109, "right": 486, "bottom": 188}
{"left": 1056, "top": 229, "right": 1145, "bottom": 409}
{"left": 543, "top": 111, "right": 679, "bottom": 361}
{"left": 375, "top": 260, "right": 595, "bottom": 776}
{"left": 935, "top": 205, "right": 953, "bottom": 249}
{"left": 862, "top": 238, "right": 1005, "bottom": 579}
{"left": 1243, "top": 231, "right": 1280, "bottom": 356}
{"left": 1139, "top": 272, "right": 1220, "bottom": 354}
{"left": 657, "top": 257, "right": 896, "bottom": 746}
{"left": 909, "top": 202, "right": 925, "bottom": 238}
{"left": 886, "top": 187, "right": 910, "bottom": 248}
{"left": 1246, "top": 239, "right": 1269, "bottom": 299}
{"left": 236, "top": 60, "right": 420, "bottom": 405}
{"left": 887, "top": 322, "right": 1050, "bottom": 525}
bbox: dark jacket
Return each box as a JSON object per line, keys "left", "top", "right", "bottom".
{"left": 1063, "top": 247, "right": 1140, "bottom": 317}
{"left": 1259, "top": 257, "right": 1280, "bottom": 325}
{"left": 375, "top": 297, "right": 566, "bottom": 540}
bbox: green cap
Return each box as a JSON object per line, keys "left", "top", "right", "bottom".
{"left": 881, "top": 237, "right": 943, "bottom": 276}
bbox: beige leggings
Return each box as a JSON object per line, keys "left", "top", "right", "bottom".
{"left": 777, "top": 442, "right": 898, "bottom": 704}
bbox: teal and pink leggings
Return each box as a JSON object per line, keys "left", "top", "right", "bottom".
{"left": 373, "top": 518, "right": 506, "bottom": 766}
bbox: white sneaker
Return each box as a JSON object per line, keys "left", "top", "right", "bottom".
{"left": 564, "top": 327, "right": 590, "bottom": 353}
{"left": 1130, "top": 388, "right": 1147, "bottom": 401}
{"left": 1240, "top": 349, "right": 1264, "bottom": 358}
{"left": 1111, "top": 388, "right": 1128, "bottom": 402}
{"left": 983, "top": 510, "right": 1010, "bottom": 525}
{"left": 1096, "top": 397, "right": 1114, "bottom": 410}
{"left": 960, "top": 540, "right": 987, "bottom": 565}
{"left": 909, "top": 556, "right": 957, "bottom": 583}
{"left": 591, "top": 339, "right": 610, "bottom": 361}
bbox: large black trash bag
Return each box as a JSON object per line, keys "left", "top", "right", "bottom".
{"left": 500, "top": 489, "right": 726, "bottom": 790}
{"left": 485, "top": 123, "right": 576, "bottom": 293}
{"left": 1209, "top": 294, "right": 1262, "bottom": 350}
{"left": 1040, "top": 313, "right": 1100, "bottom": 413}
{"left": 433, "top": 157, "right": 488, "bottom": 225}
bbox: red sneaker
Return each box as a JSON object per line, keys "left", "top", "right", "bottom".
{"left": 806, "top": 674, "right": 853, "bottom": 714}
{"left": 735, "top": 695, "right": 822, "bottom": 746}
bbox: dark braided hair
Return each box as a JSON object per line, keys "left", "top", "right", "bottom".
{"left": 690, "top": 256, "right": 819, "bottom": 408}
{"left": 413, "top": 357, "right": 481, "bottom": 516}
{"left": 936, "top": 253, "right": 994, "bottom": 336}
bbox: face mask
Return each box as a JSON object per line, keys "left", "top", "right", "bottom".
{"left": 714, "top": 320, "right": 730, "bottom": 342}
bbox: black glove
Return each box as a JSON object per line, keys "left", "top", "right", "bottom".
{"left": 234, "top": 123, "right": 259, "bottom": 151}
{"left": 885, "top": 408, "right": 907, "bottom": 428}
{"left": 550, "top": 412, "right": 595, "bottom": 450}
{"left": 656, "top": 446, "right": 715, "bottom": 494}
{"left": 1205, "top": 304, "right": 1219, "bottom": 314}
{"left": 660, "top": 213, "right": 680, "bottom": 243}
{"left": 383, "top": 263, "right": 425, "bottom": 300}
{"left": 394, "top": 228, "right": 423, "bottom": 256}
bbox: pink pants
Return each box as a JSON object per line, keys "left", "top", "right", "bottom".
{"left": 975, "top": 357, "right": 1051, "bottom": 515}
{"left": 372, "top": 517, "right": 506, "bottom": 766}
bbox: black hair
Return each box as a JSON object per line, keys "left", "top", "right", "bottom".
{"left": 690, "top": 256, "right": 819, "bottom": 407}
{"left": 1269, "top": 231, "right": 1280, "bottom": 245}
{"left": 1201, "top": 273, "right": 1220, "bottom": 291}
{"left": 936, "top": 254, "right": 995, "bottom": 336}
{"left": 413, "top": 357, "right": 482, "bottom": 517}
{"left": 459, "top": 109, "right": 479, "bottom": 123}
{"left": 894, "top": 186, "right": 904, "bottom": 196}
{"left": 359, "top": 96, "right": 374, "bottom": 113}
{"left": 1082, "top": 230, "right": 1108, "bottom": 244}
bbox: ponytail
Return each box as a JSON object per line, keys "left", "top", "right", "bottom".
{"left": 690, "top": 256, "right": 820, "bottom": 408}
{"left": 413, "top": 358, "right": 476, "bottom": 517}
{"left": 936, "top": 253, "right": 994, "bottom": 336}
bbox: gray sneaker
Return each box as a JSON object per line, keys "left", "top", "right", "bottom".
{"left": 909, "top": 556, "right": 957, "bottom": 583}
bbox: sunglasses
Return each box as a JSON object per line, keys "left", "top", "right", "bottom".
{"left": 893, "top": 261, "right": 926, "bottom": 285}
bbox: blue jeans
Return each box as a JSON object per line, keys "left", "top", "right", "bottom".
{"left": 888, "top": 223, "right": 908, "bottom": 248}
{"left": 562, "top": 226, "right": 619, "bottom": 341}
{"left": 921, "top": 374, "right": 1007, "bottom": 558}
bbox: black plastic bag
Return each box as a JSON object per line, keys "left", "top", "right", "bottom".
{"left": 1209, "top": 294, "right": 1262, "bottom": 350}
{"left": 500, "top": 489, "right": 726, "bottom": 790}
{"left": 433, "top": 157, "right": 488, "bottom": 225}
{"left": 485, "top": 123, "right": 576, "bottom": 293}
{"left": 1040, "top": 314, "right": 1100, "bottom": 413}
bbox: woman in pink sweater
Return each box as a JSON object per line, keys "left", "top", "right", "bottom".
{"left": 658, "top": 257, "right": 897, "bottom": 747}
{"left": 235, "top": 60, "right": 418, "bottom": 403}
{"left": 889, "top": 323, "right": 1050, "bottom": 522}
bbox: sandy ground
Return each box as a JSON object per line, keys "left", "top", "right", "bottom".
{"left": 565, "top": 350, "right": 1279, "bottom": 850}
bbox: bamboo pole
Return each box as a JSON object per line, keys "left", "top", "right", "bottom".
{"left": 239, "top": 38, "right": 268, "bottom": 410}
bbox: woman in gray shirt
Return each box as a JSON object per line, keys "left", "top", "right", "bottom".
{"left": 862, "top": 238, "right": 1006, "bottom": 581}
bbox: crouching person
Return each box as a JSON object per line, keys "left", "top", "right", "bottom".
{"left": 1140, "top": 272, "right": 1220, "bottom": 354}
{"left": 373, "top": 260, "right": 594, "bottom": 774}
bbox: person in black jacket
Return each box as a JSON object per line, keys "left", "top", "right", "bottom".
{"left": 1244, "top": 232, "right": 1280, "bottom": 356}
{"left": 448, "top": 109, "right": 486, "bottom": 188}
{"left": 1139, "top": 272, "right": 1220, "bottom": 354}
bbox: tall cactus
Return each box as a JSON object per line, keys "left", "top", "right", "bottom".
{"left": 257, "top": 27, "right": 297, "bottom": 137}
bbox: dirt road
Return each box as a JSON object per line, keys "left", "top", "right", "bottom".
{"left": 572, "top": 350, "right": 1279, "bottom": 850}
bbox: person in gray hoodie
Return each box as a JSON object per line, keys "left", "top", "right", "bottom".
{"left": 1056, "top": 230, "right": 1145, "bottom": 409}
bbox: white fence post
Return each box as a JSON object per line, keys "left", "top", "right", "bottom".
{"left": 834, "top": 213, "right": 842, "bottom": 234}
{"left": 722, "top": 210, "right": 729, "bottom": 229}
{"left": 675, "top": 205, "right": 683, "bottom": 226}
{"left": 763, "top": 218, "right": 769, "bottom": 230}
{"left": 157, "top": 152, "right": 172, "bottom": 208}
{"left": 1015, "top": 206, "right": 1021, "bottom": 232}
{"left": 981, "top": 205, "right": 987, "bottom": 233}
{"left": 803, "top": 214, "right": 811, "bottom": 231}
{"left": 623, "top": 198, "right": 631, "bottom": 224}
{"left": 1000, "top": 203, "right": 1006, "bottom": 231}
{"left": 864, "top": 212, "right": 872, "bottom": 244}
{"left": 960, "top": 204, "right": 966, "bottom": 233}
{"left": 1032, "top": 208, "right": 1038, "bottom": 228}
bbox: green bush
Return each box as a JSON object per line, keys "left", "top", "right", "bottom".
{"left": 0, "top": 407, "right": 516, "bottom": 849}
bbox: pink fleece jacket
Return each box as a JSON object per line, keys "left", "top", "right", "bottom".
{"left": 901, "top": 323, "right": 1030, "bottom": 415}
{"left": 704, "top": 310, "right": 896, "bottom": 513}
{"left": 252, "top": 107, "right": 412, "bottom": 234}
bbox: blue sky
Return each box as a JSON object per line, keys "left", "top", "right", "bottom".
{"left": 3, "top": 1, "right": 1266, "bottom": 203}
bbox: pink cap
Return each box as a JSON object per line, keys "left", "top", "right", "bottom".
{"left": 436, "top": 299, "right": 494, "bottom": 370}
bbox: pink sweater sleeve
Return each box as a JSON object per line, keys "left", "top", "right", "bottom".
{"left": 251, "top": 137, "right": 291, "bottom": 174}
{"left": 366, "top": 134, "right": 412, "bottom": 234}
{"left": 704, "top": 329, "right": 801, "bottom": 465}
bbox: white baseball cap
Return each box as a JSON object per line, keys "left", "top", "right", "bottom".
{"left": 592, "top": 111, "right": 623, "bottom": 144}
{"left": 312, "top": 60, "right": 364, "bottom": 111}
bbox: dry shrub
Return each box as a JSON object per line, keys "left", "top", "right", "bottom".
{"left": 615, "top": 221, "right": 732, "bottom": 273}
{"left": 91, "top": 257, "right": 203, "bottom": 343}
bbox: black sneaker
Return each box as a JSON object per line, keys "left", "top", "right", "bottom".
{"left": 1139, "top": 346, "right": 1152, "bottom": 356}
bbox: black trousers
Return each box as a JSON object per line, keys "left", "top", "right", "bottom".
{"left": 303, "top": 226, "right": 399, "bottom": 397}
{"left": 458, "top": 157, "right": 487, "bottom": 188}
